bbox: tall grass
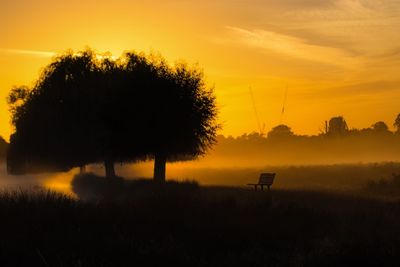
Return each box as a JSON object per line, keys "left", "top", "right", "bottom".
{"left": 0, "top": 181, "right": 400, "bottom": 266}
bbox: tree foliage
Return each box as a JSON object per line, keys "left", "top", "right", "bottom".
{"left": 328, "top": 116, "right": 348, "bottom": 136}
{"left": 371, "top": 121, "right": 389, "bottom": 133}
{"left": 267, "top": 124, "right": 294, "bottom": 140}
{"left": 7, "top": 50, "right": 104, "bottom": 174}
{"left": 394, "top": 114, "right": 400, "bottom": 133}
{"left": 7, "top": 49, "right": 219, "bottom": 180}
{"left": 119, "top": 53, "right": 219, "bottom": 181}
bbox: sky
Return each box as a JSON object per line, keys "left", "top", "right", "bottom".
{"left": 1, "top": 0, "right": 400, "bottom": 140}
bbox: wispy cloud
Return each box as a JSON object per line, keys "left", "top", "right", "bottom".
{"left": 299, "top": 80, "right": 400, "bottom": 99}
{"left": 224, "top": 26, "right": 359, "bottom": 67}
{"left": 0, "top": 48, "right": 56, "bottom": 57}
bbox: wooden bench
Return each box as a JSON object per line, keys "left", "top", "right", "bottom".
{"left": 247, "top": 173, "right": 276, "bottom": 191}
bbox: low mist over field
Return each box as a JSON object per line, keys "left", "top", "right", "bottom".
{"left": 3, "top": 118, "right": 400, "bottom": 194}
{"left": 3, "top": 161, "right": 400, "bottom": 196}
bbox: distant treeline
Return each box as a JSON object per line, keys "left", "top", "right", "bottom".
{"left": 200, "top": 116, "right": 400, "bottom": 166}
{"left": 253, "top": 115, "right": 400, "bottom": 139}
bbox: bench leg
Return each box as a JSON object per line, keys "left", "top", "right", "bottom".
{"left": 267, "top": 185, "right": 271, "bottom": 191}
{"left": 254, "top": 185, "right": 257, "bottom": 191}
{"left": 260, "top": 185, "right": 264, "bottom": 191}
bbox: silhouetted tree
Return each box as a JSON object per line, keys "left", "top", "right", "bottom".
{"left": 245, "top": 132, "right": 265, "bottom": 142}
{"left": 394, "top": 114, "right": 400, "bottom": 133}
{"left": 94, "top": 56, "right": 127, "bottom": 178}
{"left": 7, "top": 50, "right": 130, "bottom": 178}
{"left": 123, "top": 55, "right": 218, "bottom": 182}
{"left": 7, "top": 49, "right": 218, "bottom": 181}
{"left": 267, "top": 124, "right": 294, "bottom": 139}
{"left": 371, "top": 121, "right": 389, "bottom": 133}
{"left": 7, "top": 50, "right": 100, "bottom": 174}
{"left": 327, "top": 116, "right": 348, "bottom": 136}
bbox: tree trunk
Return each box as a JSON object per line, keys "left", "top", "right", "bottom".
{"left": 79, "top": 165, "right": 86, "bottom": 174}
{"left": 104, "top": 159, "right": 116, "bottom": 178}
{"left": 153, "top": 153, "right": 166, "bottom": 182}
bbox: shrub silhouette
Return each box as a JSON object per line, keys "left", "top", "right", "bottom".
{"left": 71, "top": 173, "right": 200, "bottom": 203}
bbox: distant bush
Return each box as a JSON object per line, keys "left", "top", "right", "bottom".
{"left": 366, "top": 173, "right": 400, "bottom": 195}
{"left": 71, "top": 173, "right": 200, "bottom": 203}
{"left": 71, "top": 173, "right": 125, "bottom": 201}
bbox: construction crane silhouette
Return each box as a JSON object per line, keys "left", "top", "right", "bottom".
{"left": 280, "top": 86, "right": 288, "bottom": 124}
{"left": 249, "top": 87, "right": 265, "bottom": 136}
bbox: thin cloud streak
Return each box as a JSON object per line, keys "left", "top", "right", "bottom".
{"left": 224, "top": 26, "right": 359, "bottom": 68}
{"left": 0, "top": 48, "right": 56, "bottom": 58}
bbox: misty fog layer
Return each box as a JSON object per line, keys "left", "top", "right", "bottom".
{"left": 1, "top": 160, "right": 400, "bottom": 194}
{"left": 199, "top": 132, "right": 400, "bottom": 167}
{"left": 2, "top": 127, "right": 400, "bottom": 193}
{"left": 0, "top": 164, "right": 77, "bottom": 194}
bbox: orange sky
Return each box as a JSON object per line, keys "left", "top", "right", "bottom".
{"left": 1, "top": 0, "right": 400, "bottom": 140}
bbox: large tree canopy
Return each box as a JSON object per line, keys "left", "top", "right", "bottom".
{"left": 118, "top": 53, "right": 219, "bottom": 181}
{"left": 7, "top": 49, "right": 219, "bottom": 181}
{"left": 8, "top": 50, "right": 103, "bottom": 174}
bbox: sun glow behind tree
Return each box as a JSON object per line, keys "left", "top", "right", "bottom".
{"left": 1, "top": 0, "right": 400, "bottom": 139}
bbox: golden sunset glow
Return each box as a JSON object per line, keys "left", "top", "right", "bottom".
{"left": 3, "top": 2, "right": 400, "bottom": 263}
{"left": 1, "top": 0, "right": 400, "bottom": 140}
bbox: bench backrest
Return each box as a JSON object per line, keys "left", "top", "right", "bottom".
{"left": 258, "top": 173, "right": 275, "bottom": 185}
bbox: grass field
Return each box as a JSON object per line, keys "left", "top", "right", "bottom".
{"left": 121, "top": 162, "right": 400, "bottom": 194}
{"left": 1, "top": 176, "right": 400, "bottom": 266}
{"left": 3, "top": 162, "right": 400, "bottom": 195}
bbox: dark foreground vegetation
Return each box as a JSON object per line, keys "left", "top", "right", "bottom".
{"left": 1, "top": 177, "right": 400, "bottom": 266}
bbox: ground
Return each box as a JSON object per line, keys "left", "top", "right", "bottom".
{"left": 0, "top": 179, "right": 400, "bottom": 266}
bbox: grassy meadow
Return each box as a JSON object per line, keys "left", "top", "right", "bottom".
{"left": 1, "top": 163, "right": 400, "bottom": 265}
{"left": 0, "top": 174, "right": 399, "bottom": 266}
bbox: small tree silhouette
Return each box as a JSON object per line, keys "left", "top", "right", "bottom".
{"left": 394, "top": 114, "right": 400, "bottom": 133}
{"left": 327, "top": 116, "right": 348, "bottom": 136}
{"left": 371, "top": 121, "right": 389, "bottom": 133}
{"left": 267, "top": 124, "right": 294, "bottom": 140}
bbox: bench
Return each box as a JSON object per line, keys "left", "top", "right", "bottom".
{"left": 247, "top": 173, "right": 276, "bottom": 191}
